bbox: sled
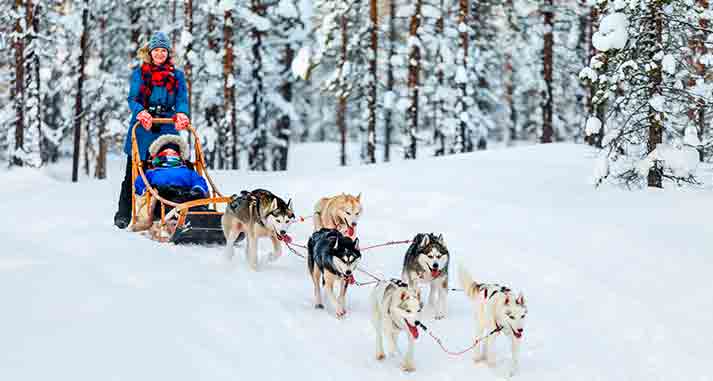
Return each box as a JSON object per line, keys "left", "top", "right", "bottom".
{"left": 129, "top": 117, "right": 236, "bottom": 245}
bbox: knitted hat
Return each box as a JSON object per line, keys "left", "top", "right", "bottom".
{"left": 149, "top": 135, "right": 190, "bottom": 160}
{"left": 148, "top": 32, "right": 171, "bottom": 52}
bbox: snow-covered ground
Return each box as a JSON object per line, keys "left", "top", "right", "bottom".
{"left": 1, "top": 143, "right": 712, "bottom": 381}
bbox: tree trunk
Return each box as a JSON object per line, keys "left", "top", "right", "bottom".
{"left": 406, "top": 0, "right": 422, "bottom": 160}
{"left": 95, "top": 15, "right": 108, "bottom": 179}
{"left": 434, "top": 0, "right": 446, "bottom": 156}
{"left": 541, "top": 0, "right": 554, "bottom": 144}
{"left": 647, "top": 5, "right": 664, "bottom": 188}
{"left": 273, "top": 46, "right": 293, "bottom": 171}
{"left": 695, "top": 0, "right": 709, "bottom": 161}
{"left": 26, "top": 0, "right": 42, "bottom": 165}
{"left": 366, "top": 0, "right": 378, "bottom": 164}
{"left": 224, "top": 8, "right": 238, "bottom": 169}
{"left": 249, "top": 0, "right": 266, "bottom": 171}
{"left": 171, "top": 0, "right": 178, "bottom": 48}
{"left": 72, "top": 1, "right": 89, "bottom": 183}
{"left": 384, "top": 0, "right": 395, "bottom": 162}
{"left": 454, "top": 0, "right": 469, "bottom": 154}
{"left": 12, "top": 0, "right": 25, "bottom": 167}
{"left": 129, "top": 4, "right": 141, "bottom": 66}
{"left": 505, "top": 0, "right": 518, "bottom": 145}
{"left": 338, "top": 14, "right": 348, "bottom": 167}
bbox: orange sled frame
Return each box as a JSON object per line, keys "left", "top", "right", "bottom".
{"left": 130, "top": 118, "right": 231, "bottom": 244}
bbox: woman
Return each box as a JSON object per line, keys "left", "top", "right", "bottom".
{"left": 114, "top": 31, "right": 191, "bottom": 229}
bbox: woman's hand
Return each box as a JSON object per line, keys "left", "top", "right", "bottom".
{"left": 137, "top": 110, "right": 152, "bottom": 130}
{"left": 175, "top": 113, "right": 190, "bottom": 131}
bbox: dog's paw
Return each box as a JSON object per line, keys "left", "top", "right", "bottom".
{"left": 336, "top": 308, "right": 346, "bottom": 319}
{"left": 376, "top": 353, "right": 385, "bottom": 361}
{"left": 473, "top": 354, "right": 486, "bottom": 364}
{"left": 400, "top": 363, "right": 415, "bottom": 373}
{"left": 315, "top": 303, "right": 324, "bottom": 309}
{"left": 434, "top": 312, "right": 446, "bottom": 320}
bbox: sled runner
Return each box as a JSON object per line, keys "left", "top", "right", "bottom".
{"left": 130, "top": 117, "right": 235, "bottom": 245}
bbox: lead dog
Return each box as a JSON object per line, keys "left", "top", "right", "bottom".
{"left": 222, "top": 189, "right": 294, "bottom": 270}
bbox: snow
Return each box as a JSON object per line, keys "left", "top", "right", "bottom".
{"left": 684, "top": 125, "right": 702, "bottom": 147}
{"left": 585, "top": 116, "right": 602, "bottom": 136}
{"left": 578, "top": 67, "right": 598, "bottom": 82}
{"left": 638, "top": 143, "right": 700, "bottom": 178}
{"left": 1, "top": 144, "right": 712, "bottom": 381}
{"left": 291, "top": 46, "right": 312, "bottom": 80}
{"left": 592, "top": 13, "right": 628, "bottom": 52}
{"left": 649, "top": 94, "right": 666, "bottom": 112}
{"left": 662, "top": 54, "right": 676, "bottom": 75}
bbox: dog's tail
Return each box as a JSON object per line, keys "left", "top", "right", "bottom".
{"left": 458, "top": 264, "right": 480, "bottom": 300}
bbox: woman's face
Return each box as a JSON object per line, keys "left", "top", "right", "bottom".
{"left": 151, "top": 48, "right": 168, "bottom": 65}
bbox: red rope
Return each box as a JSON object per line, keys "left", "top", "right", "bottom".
{"left": 421, "top": 325, "right": 503, "bottom": 357}
{"left": 360, "top": 239, "right": 411, "bottom": 251}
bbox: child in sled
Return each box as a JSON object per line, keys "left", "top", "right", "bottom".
{"left": 131, "top": 135, "right": 208, "bottom": 232}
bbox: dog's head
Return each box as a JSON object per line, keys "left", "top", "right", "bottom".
{"left": 415, "top": 233, "right": 449, "bottom": 278}
{"left": 265, "top": 198, "right": 295, "bottom": 241}
{"left": 498, "top": 293, "right": 527, "bottom": 339}
{"left": 329, "top": 235, "right": 362, "bottom": 278}
{"left": 390, "top": 286, "right": 423, "bottom": 339}
{"left": 335, "top": 193, "right": 363, "bottom": 230}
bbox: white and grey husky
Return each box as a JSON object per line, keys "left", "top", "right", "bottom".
{"left": 370, "top": 279, "right": 423, "bottom": 372}
{"left": 459, "top": 265, "right": 527, "bottom": 376}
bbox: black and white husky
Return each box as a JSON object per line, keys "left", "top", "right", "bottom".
{"left": 401, "top": 233, "right": 450, "bottom": 319}
{"left": 370, "top": 279, "right": 423, "bottom": 372}
{"left": 307, "top": 228, "right": 362, "bottom": 319}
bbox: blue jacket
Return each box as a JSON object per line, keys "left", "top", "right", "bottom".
{"left": 134, "top": 166, "right": 209, "bottom": 196}
{"left": 124, "top": 66, "right": 190, "bottom": 160}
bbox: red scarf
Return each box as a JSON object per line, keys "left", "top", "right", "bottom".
{"left": 139, "top": 62, "right": 176, "bottom": 108}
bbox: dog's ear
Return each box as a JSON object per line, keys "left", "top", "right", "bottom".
{"left": 420, "top": 234, "right": 430, "bottom": 248}
{"left": 400, "top": 291, "right": 407, "bottom": 301}
{"left": 504, "top": 296, "right": 511, "bottom": 305}
{"left": 287, "top": 198, "right": 293, "bottom": 211}
{"left": 229, "top": 194, "right": 239, "bottom": 209}
{"left": 270, "top": 198, "right": 278, "bottom": 212}
{"left": 356, "top": 192, "right": 361, "bottom": 202}
{"left": 353, "top": 237, "right": 360, "bottom": 251}
{"left": 332, "top": 237, "right": 339, "bottom": 251}
{"left": 437, "top": 233, "right": 444, "bottom": 243}
{"left": 516, "top": 293, "right": 525, "bottom": 306}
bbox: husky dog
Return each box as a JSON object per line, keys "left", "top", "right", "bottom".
{"left": 313, "top": 193, "right": 362, "bottom": 239}
{"left": 222, "top": 189, "right": 295, "bottom": 270}
{"left": 459, "top": 265, "right": 527, "bottom": 376}
{"left": 307, "top": 228, "right": 361, "bottom": 318}
{"left": 370, "top": 279, "right": 423, "bottom": 372}
{"left": 401, "top": 233, "right": 450, "bottom": 319}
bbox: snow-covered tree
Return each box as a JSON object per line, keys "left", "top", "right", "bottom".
{"left": 585, "top": 0, "right": 709, "bottom": 188}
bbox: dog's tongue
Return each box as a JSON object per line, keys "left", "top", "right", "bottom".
{"left": 431, "top": 269, "right": 441, "bottom": 278}
{"left": 347, "top": 226, "right": 355, "bottom": 237}
{"left": 406, "top": 321, "right": 419, "bottom": 339}
{"left": 280, "top": 234, "right": 293, "bottom": 244}
{"left": 346, "top": 274, "right": 355, "bottom": 285}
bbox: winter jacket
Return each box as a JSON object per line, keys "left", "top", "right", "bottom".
{"left": 123, "top": 67, "right": 190, "bottom": 160}
{"left": 134, "top": 166, "right": 208, "bottom": 197}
